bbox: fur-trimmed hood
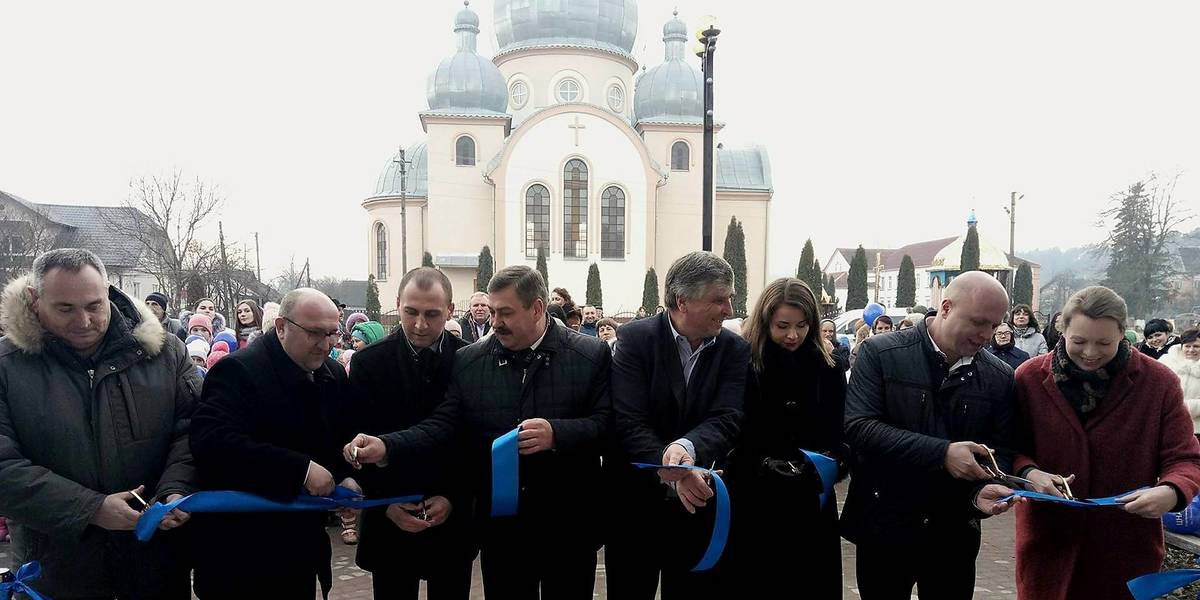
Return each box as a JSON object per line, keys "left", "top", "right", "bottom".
{"left": 1162, "top": 343, "right": 1200, "bottom": 381}
{"left": 0, "top": 274, "right": 166, "bottom": 356}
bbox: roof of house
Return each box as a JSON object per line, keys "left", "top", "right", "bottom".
{"left": 1180, "top": 247, "right": 1200, "bottom": 276}
{"left": 0, "top": 190, "right": 150, "bottom": 269}
{"left": 828, "top": 235, "right": 1040, "bottom": 282}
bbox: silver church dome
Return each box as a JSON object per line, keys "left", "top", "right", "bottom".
{"left": 634, "top": 12, "right": 702, "bottom": 124}
{"left": 494, "top": 0, "right": 638, "bottom": 58}
{"left": 427, "top": 2, "right": 508, "bottom": 115}
{"left": 373, "top": 142, "right": 428, "bottom": 198}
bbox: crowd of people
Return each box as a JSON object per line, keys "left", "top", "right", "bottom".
{"left": 1, "top": 246, "right": 1199, "bottom": 599}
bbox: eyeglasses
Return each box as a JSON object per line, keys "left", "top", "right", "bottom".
{"left": 283, "top": 317, "right": 340, "bottom": 341}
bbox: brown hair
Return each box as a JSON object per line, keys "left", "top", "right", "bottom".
{"left": 1180, "top": 328, "right": 1200, "bottom": 345}
{"left": 1061, "top": 286, "right": 1128, "bottom": 331}
{"left": 398, "top": 267, "right": 454, "bottom": 306}
{"left": 235, "top": 299, "right": 264, "bottom": 329}
{"left": 596, "top": 317, "right": 618, "bottom": 331}
{"left": 742, "top": 277, "right": 833, "bottom": 372}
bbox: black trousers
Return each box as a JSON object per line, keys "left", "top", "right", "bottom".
{"left": 854, "top": 520, "right": 982, "bottom": 600}
{"left": 370, "top": 559, "right": 473, "bottom": 600}
{"left": 478, "top": 540, "right": 597, "bottom": 600}
{"left": 604, "top": 496, "right": 720, "bottom": 600}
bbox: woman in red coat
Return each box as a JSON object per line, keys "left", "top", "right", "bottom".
{"left": 1012, "top": 285, "right": 1200, "bottom": 599}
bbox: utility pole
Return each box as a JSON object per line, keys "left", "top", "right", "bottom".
{"left": 393, "top": 147, "right": 410, "bottom": 276}
{"left": 254, "top": 232, "right": 261, "bottom": 284}
{"left": 305, "top": 257, "right": 311, "bottom": 289}
{"left": 873, "top": 250, "right": 883, "bottom": 304}
{"left": 1003, "top": 191, "right": 1023, "bottom": 293}
{"left": 218, "top": 221, "right": 232, "bottom": 311}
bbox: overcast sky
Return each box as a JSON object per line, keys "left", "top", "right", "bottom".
{"left": 2, "top": 1, "right": 1197, "bottom": 283}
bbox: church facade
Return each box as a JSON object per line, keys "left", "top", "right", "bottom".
{"left": 363, "top": 0, "right": 772, "bottom": 313}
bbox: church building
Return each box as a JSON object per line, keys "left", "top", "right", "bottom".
{"left": 363, "top": 0, "right": 772, "bottom": 312}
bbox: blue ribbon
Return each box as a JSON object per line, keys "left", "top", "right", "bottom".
{"left": 1000, "top": 487, "right": 1146, "bottom": 508}
{"left": 491, "top": 427, "right": 520, "bottom": 517}
{"left": 1127, "top": 569, "right": 1200, "bottom": 600}
{"left": 0, "top": 561, "right": 51, "bottom": 600}
{"left": 633, "top": 463, "right": 730, "bottom": 572}
{"left": 135, "top": 486, "right": 422, "bottom": 542}
{"left": 801, "top": 450, "right": 838, "bottom": 510}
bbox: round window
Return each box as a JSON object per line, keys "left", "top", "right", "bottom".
{"left": 510, "top": 80, "right": 529, "bottom": 109}
{"left": 607, "top": 84, "right": 624, "bottom": 111}
{"left": 557, "top": 78, "right": 581, "bottom": 103}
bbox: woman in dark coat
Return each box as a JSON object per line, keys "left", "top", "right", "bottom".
{"left": 1043, "top": 310, "right": 1063, "bottom": 351}
{"left": 986, "top": 322, "right": 1030, "bottom": 370}
{"left": 721, "top": 278, "right": 848, "bottom": 597}
{"left": 1011, "top": 286, "right": 1200, "bottom": 599}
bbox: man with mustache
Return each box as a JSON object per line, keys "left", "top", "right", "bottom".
{"left": 346, "top": 266, "right": 611, "bottom": 599}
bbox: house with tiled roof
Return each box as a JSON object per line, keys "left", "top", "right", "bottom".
{"left": 0, "top": 189, "right": 162, "bottom": 300}
{"left": 824, "top": 215, "right": 1040, "bottom": 310}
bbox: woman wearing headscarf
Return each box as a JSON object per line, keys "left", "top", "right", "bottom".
{"left": 1011, "top": 286, "right": 1200, "bottom": 598}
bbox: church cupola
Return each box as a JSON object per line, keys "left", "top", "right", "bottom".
{"left": 426, "top": 1, "right": 509, "bottom": 115}
{"left": 633, "top": 11, "right": 703, "bottom": 125}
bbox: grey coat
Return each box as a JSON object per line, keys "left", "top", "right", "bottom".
{"left": 0, "top": 274, "right": 199, "bottom": 598}
{"left": 1012, "top": 327, "right": 1048, "bottom": 357}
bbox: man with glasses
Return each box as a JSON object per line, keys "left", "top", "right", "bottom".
{"left": 190, "top": 288, "right": 360, "bottom": 598}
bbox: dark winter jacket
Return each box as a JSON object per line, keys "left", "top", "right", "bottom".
{"left": 189, "top": 330, "right": 354, "bottom": 597}
{"left": 457, "top": 316, "right": 490, "bottom": 344}
{"left": 345, "top": 328, "right": 476, "bottom": 573}
{"left": 0, "top": 275, "right": 199, "bottom": 598}
{"left": 987, "top": 341, "right": 1030, "bottom": 370}
{"left": 841, "top": 316, "right": 1017, "bottom": 544}
{"left": 1137, "top": 337, "right": 1181, "bottom": 361}
{"left": 377, "top": 317, "right": 612, "bottom": 548}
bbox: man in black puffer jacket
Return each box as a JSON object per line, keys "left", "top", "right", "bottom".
{"left": 842, "top": 272, "right": 1019, "bottom": 600}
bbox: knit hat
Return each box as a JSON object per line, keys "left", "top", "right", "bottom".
{"left": 352, "top": 321, "right": 386, "bottom": 346}
{"left": 185, "top": 334, "right": 206, "bottom": 346}
{"left": 145, "top": 292, "right": 170, "bottom": 313}
{"left": 345, "top": 312, "right": 369, "bottom": 333}
{"left": 214, "top": 330, "right": 239, "bottom": 352}
{"left": 210, "top": 341, "right": 231, "bottom": 354}
{"left": 352, "top": 330, "right": 368, "bottom": 344}
{"left": 187, "top": 314, "right": 214, "bottom": 337}
{"left": 186, "top": 338, "right": 210, "bottom": 360}
{"left": 206, "top": 350, "right": 229, "bottom": 370}
{"left": 1125, "top": 329, "right": 1139, "bottom": 345}
{"left": 1145, "top": 318, "right": 1172, "bottom": 337}
{"left": 211, "top": 313, "right": 226, "bottom": 333}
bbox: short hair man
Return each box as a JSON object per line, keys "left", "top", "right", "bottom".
{"left": 458, "top": 291, "right": 492, "bottom": 343}
{"left": 190, "top": 288, "right": 359, "bottom": 598}
{"left": 0, "top": 248, "right": 198, "bottom": 598}
{"left": 349, "top": 266, "right": 611, "bottom": 598}
{"left": 580, "top": 305, "right": 599, "bottom": 337}
{"left": 146, "top": 291, "right": 185, "bottom": 339}
{"left": 842, "top": 271, "right": 1019, "bottom": 599}
{"left": 344, "top": 268, "right": 475, "bottom": 600}
{"left": 606, "top": 251, "right": 750, "bottom": 599}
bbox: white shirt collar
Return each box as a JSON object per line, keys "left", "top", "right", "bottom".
{"left": 925, "top": 316, "right": 974, "bottom": 372}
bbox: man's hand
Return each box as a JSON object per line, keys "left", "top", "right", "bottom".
{"left": 304, "top": 461, "right": 335, "bottom": 497}
{"left": 974, "top": 484, "right": 1021, "bottom": 515}
{"left": 90, "top": 486, "right": 145, "bottom": 531}
{"left": 158, "top": 493, "right": 190, "bottom": 531}
{"left": 517, "top": 419, "right": 554, "bottom": 455}
{"left": 1025, "top": 469, "right": 1075, "bottom": 497}
{"left": 386, "top": 503, "right": 433, "bottom": 533}
{"left": 659, "top": 443, "right": 694, "bottom": 483}
{"left": 343, "top": 434, "right": 388, "bottom": 468}
{"left": 423, "top": 496, "right": 452, "bottom": 527}
{"left": 1119, "top": 486, "right": 1179, "bottom": 519}
{"left": 944, "top": 441, "right": 993, "bottom": 481}
{"left": 676, "top": 471, "right": 714, "bottom": 514}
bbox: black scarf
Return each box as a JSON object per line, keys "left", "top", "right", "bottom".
{"left": 1051, "top": 337, "right": 1131, "bottom": 421}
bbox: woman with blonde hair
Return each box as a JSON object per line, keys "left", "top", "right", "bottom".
{"left": 722, "top": 278, "right": 847, "bottom": 596}
{"left": 1011, "top": 286, "right": 1200, "bottom": 598}
{"left": 849, "top": 322, "right": 871, "bottom": 368}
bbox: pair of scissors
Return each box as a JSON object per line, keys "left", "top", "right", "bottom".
{"left": 980, "top": 447, "right": 1037, "bottom": 491}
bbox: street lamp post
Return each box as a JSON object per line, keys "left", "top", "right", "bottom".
{"left": 695, "top": 17, "right": 720, "bottom": 251}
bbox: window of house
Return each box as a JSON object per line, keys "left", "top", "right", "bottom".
{"left": 375, "top": 222, "right": 388, "bottom": 280}
{"left": 671, "top": 141, "right": 689, "bottom": 171}
{"left": 455, "top": 136, "right": 476, "bottom": 166}
{"left": 562, "top": 159, "right": 588, "bottom": 258}
{"left": 600, "top": 186, "right": 625, "bottom": 259}
{"left": 525, "top": 184, "right": 550, "bottom": 259}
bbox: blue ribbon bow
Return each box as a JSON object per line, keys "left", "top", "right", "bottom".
{"left": 801, "top": 450, "right": 838, "bottom": 510}
{"left": 135, "top": 486, "right": 423, "bottom": 541}
{"left": 491, "top": 427, "right": 520, "bottom": 517}
{"left": 0, "top": 561, "right": 51, "bottom": 600}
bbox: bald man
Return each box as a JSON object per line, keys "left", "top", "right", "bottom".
{"left": 841, "top": 272, "right": 1021, "bottom": 600}
{"left": 190, "top": 288, "right": 360, "bottom": 598}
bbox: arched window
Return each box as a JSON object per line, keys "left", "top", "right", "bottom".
{"left": 671, "top": 141, "right": 690, "bottom": 171}
{"left": 455, "top": 136, "right": 475, "bottom": 166}
{"left": 525, "top": 184, "right": 550, "bottom": 259}
{"left": 375, "top": 222, "right": 388, "bottom": 280}
{"left": 562, "top": 159, "right": 588, "bottom": 258}
{"left": 600, "top": 186, "right": 625, "bottom": 260}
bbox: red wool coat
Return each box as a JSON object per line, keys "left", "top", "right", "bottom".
{"left": 1012, "top": 350, "right": 1200, "bottom": 599}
